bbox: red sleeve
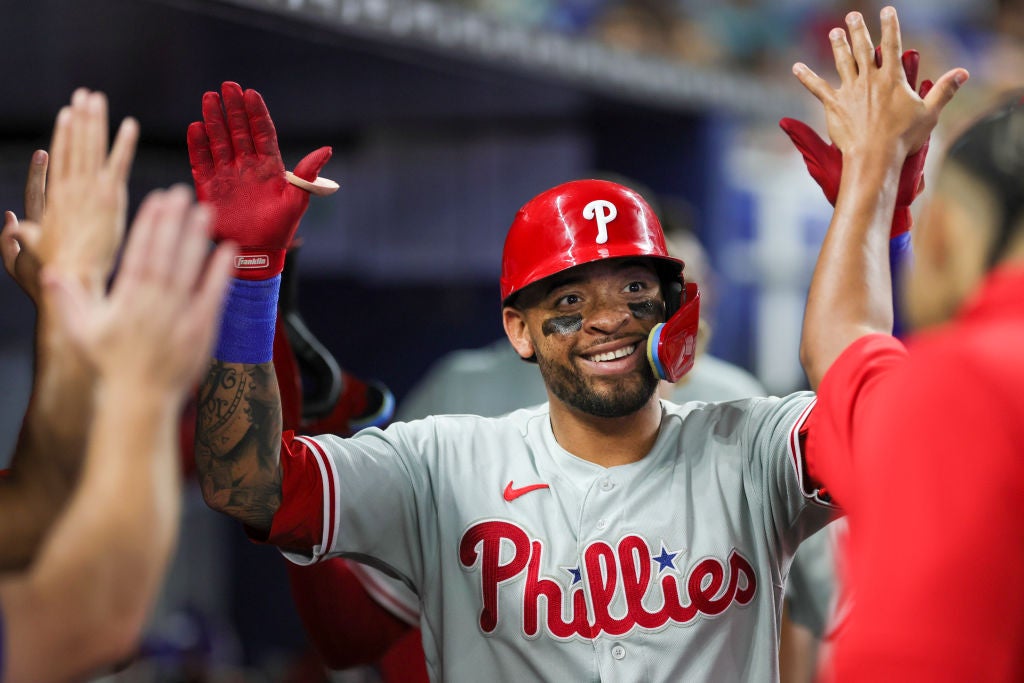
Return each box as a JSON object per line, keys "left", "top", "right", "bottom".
{"left": 286, "top": 558, "right": 415, "bottom": 670}
{"left": 803, "top": 333, "right": 907, "bottom": 507}
{"left": 246, "top": 431, "right": 327, "bottom": 551}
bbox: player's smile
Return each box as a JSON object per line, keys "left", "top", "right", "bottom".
{"left": 576, "top": 337, "right": 646, "bottom": 376}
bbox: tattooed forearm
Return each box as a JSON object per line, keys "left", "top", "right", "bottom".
{"left": 195, "top": 360, "right": 283, "bottom": 531}
{"left": 198, "top": 362, "right": 244, "bottom": 434}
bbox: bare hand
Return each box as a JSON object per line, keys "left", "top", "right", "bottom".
{"left": 6, "top": 89, "right": 139, "bottom": 303}
{"left": 42, "top": 186, "right": 237, "bottom": 397}
{"left": 792, "top": 7, "right": 967, "bottom": 163}
{"left": 2, "top": 151, "right": 48, "bottom": 301}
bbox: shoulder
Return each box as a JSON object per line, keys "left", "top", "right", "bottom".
{"left": 661, "top": 392, "right": 814, "bottom": 439}
{"left": 385, "top": 403, "right": 550, "bottom": 443}
{"left": 672, "top": 354, "right": 766, "bottom": 403}
{"left": 816, "top": 333, "right": 908, "bottom": 414}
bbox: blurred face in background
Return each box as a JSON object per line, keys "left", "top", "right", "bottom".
{"left": 903, "top": 161, "right": 1003, "bottom": 331}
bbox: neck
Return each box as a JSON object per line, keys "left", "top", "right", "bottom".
{"left": 547, "top": 393, "right": 663, "bottom": 468}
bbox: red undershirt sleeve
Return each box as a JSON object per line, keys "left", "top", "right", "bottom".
{"left": 245, "top": 431, "right": 326, "bottom": 551}
{"left": 801, "top": 333, "right": 908, "bottom": 507}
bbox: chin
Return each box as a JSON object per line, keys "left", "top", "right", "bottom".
{"left": 574, "top": 372, "right": 659, "bottom": 418}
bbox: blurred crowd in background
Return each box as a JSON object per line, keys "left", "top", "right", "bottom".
{"left": 451, "top": 0, "right": 1022, "bottom": 111}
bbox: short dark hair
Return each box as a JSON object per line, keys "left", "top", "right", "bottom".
{"left": 946, "top": 91, "right": 1024, "bottom": 266}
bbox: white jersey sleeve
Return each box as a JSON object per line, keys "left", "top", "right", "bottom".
{"left": 737, "top": 393, "right": 836, "bottom": 560}
{"left": 278, "top": 418, "right": 444, "bottom": 589}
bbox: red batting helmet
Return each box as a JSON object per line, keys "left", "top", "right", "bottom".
{"left": 500, "top": 179, "right": 701, "bottom": 381}
{"left": 500, "top": 179, "right": 683, "bottom": 306}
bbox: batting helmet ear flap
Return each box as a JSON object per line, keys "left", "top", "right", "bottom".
{"left": 647, "top": 282, "right": 701, "bottom": 382}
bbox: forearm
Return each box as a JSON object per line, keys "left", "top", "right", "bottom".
{"left": 194, "top": 359, "right": 283, "bottom": 531}
{"left": 0, "top": 305, "right": 97, "bottom": 569}
{"left": 0, "top": 385, "right": 182, "bottom": 683}
{"left": 17, "top": 296, "right": 98, "bottom": 463}
{"left": 801, "top": 153, "right": 902, "bottom": 390}
{"left": 0, "top": 471, "right": 67, "bottom": 571}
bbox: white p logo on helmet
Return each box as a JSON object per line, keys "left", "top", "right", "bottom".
{"left": 582, "top": 199, "right": 617, "bottom": 245}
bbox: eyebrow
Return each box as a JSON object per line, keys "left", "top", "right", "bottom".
{"left": 542, "top": 273, "right": 584, "bottom": 297}
{"left": 542, "top": 260, "right": 658, "bottom": 297}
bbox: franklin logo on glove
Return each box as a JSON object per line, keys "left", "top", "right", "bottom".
{"left": 235, "top": 255, "right": 271, "bottom": 269}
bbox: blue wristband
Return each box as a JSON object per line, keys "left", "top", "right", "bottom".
{"left": 890, "top": 232, "right": 912, "bottom": 339}
{"left": 214, "top": 276, "right": 281, "bottom": 364}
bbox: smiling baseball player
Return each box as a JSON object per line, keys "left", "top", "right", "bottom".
{"left": 190, "top": 82, "right": 838, "bottom": 682}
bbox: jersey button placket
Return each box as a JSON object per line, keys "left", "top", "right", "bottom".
{"left": 594, "top": 477, "right": 614, "bottom": 531}
{"left": 611, "top": 643, "right": 626, "bottom": 660}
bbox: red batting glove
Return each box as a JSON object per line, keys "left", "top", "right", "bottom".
{"left": 779, "top": 49, "right": 933, "bottom": 238}
{"left": 187, "top": 82, "right": 331, "bottom": 279}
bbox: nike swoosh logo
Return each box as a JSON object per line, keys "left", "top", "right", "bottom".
{"left": 503, "top": 481, "right": 550, "bottom": 502}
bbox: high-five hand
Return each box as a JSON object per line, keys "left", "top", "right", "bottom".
{"left": 2, "top": 89, "right": 138, "bottom": 302}
{"left": 780, "top": 47, "right": 934, "bottom": 238}
{"left": 791, "top": 7, "right": 967, "bottom": 165}
{"left": 187, "top": 81, "right": 332, "bottom": 280}
{"left": 43, "top": 186, "right": 236, "bottom": 397}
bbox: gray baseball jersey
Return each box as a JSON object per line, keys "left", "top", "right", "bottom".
{"left": 275, "top": 394, "right": 833, "bottom": 682}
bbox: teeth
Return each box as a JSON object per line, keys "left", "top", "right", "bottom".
{"left": 587, "top": 345, "right": 636, "bottom": 362}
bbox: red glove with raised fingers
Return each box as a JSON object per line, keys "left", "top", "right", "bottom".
{"left": 187, "top": 81, "right": 332, "bottom": 279}
{"left": 779, "top": 49, "right": 933, "bottom": 237}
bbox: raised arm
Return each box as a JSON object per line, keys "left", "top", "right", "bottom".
{"left": 188, "top": 81, "right": 333, "bottom": 532}
{"left": 0, "top": 183, "right": 235, "bottom": 683}
{"left": 795, "top": 8, "right": 967, "bottom": 389}
{"left": 0, "top": 89, "right": 137, "bottom": 569}
{"left": 781, "top": 47, "right": 933, "bottom": 340}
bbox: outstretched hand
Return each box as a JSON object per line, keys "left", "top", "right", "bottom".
{"left": 2, "top": 89, "right": 138, "bottom": 303}
{"left": 187, "top": 81, "right": 332, "bottom": 280}
{"left": 43, "top": 186, "right": 236, "bottom": 397}
{"left": 780, "top": 47, "right": 934, "bottom": 237}
{"left": 1, "top": 150, "right": 46, "bottom": 299}
{"left": 791, "top": 7, "right": 967, "bottom": 165}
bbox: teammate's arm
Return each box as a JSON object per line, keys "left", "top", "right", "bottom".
{"left": 0, "top": 185, "right": 235, "bottom": 683}
{"left": 796, "top": 8, "right": 965, "bottom": 390}
{"left": 188, "top": 82, "right": 332, "bottom": 533}
{"left": 0, "top": 89, "right": 137, "bottom": 570}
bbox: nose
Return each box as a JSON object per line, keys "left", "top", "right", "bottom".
{"left": 584, "top": 298, "right": 631, "bottom": 336}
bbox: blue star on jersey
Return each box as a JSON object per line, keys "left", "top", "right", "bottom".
{"left": 653, "top": 544, "right": 681, "bottom": 573}
{"left": 563, "top": 566, "right": 582, "bottom": 585}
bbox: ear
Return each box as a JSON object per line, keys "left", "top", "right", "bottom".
{"left": 502, "top": 307, "right": 535, "bottom": 360}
